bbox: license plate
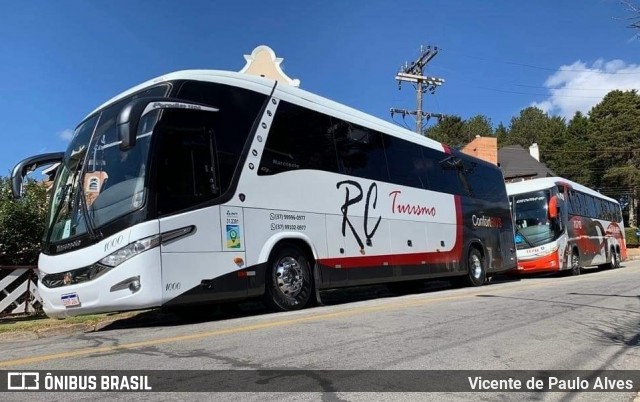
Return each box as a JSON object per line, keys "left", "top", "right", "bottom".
{"left": 61, "top": 293, "right": 80, "bottom": 307}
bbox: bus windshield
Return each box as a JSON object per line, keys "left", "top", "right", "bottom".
{"left": 511, "top": 190, "right": 559, "bottom": 249}
{"left": 45, "top": 93, "right": 163, "bottom": 245}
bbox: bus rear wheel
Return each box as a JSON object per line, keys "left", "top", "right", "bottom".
{"left": 464, "top": 248, "right": 486, "bottom": 287}
{"left": 600, "top": 247, "right": 621, "bottom": 270}
{"left": 613, "top": 248, "right": 621, "bottom": 268}
{"left": 264, "top": 245, "right": 313, "bottom": 311}
{"left": 569, "top": 250, "right": 581, "bottom": 276}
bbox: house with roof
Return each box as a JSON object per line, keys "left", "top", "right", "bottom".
{"left": 461, "top": 137, "right": 555, "bottom": 183}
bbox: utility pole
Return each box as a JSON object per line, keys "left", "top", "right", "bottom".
{"left": 390, "top": 45, "right": 445, "bottom": 135}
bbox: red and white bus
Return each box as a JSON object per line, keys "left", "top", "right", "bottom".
{"left": 507, "top": 177, "right": 626, "bottom": 275}
{"left": 12, "top": 69, "right": 517, "bottom": 317}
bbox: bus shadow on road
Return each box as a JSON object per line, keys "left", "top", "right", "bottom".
{"left": 96, "top": 277, "right": 521, "bottom": 332}
{"left": 501, "top": 263, "right": 627, "bottom": 281}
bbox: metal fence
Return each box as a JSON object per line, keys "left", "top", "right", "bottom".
{"left": 0, "top": 266, "right": 42, "bottom": 316}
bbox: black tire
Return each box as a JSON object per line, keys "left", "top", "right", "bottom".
{"left": 464, "top": 248, "right": 486, "bottom": 287}
{"left": 613, "top": 248, "right": 621, "bottom": 268}
{"left": 601, "top": 247, "right": 617, "bottom": 270}
{"left": 264, "top": 245, "right": 313, "bottom": 311}
{"left": 569, "top": 250, "right": 581, "bottom": 276}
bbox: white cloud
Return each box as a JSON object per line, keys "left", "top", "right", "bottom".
{"left": 58, "top": 129, "right": 74, "bottom": 142}
{"left": 531, "top": 59, "right": 640, "bottom": 120}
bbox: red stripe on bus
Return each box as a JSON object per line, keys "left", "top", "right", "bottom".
{"left": 319, "top": 196, "right": 463, "bottom": 268}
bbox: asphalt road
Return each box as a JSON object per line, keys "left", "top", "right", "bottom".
{"left": 3, "top": 260, "right": 640, "bottom": 401}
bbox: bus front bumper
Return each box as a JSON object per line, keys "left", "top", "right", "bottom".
{"left": 509, "top": 251, "right": 560, "bottom": 275}
{"left": 38, "top": 249, "right": 163, "bottom": 318}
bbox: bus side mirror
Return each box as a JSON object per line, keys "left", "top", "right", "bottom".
{"left": 11, "top": 152, "right": 64, "bottom": 198}
{"left": 117, "top": 97, "right": 219, "bottom": 151}
{"left": 549, "top": 195, "right": 558, "bottom": 219}
{"left": 117, "top": 98, "right": 158, "bottom": 151}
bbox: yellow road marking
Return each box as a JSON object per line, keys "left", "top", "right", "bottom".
{"left": 1, "top": 264, "right": 638, "bottom": 368}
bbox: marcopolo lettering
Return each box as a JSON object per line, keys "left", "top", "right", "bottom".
{"left": 56, "top": 240, "right": 82, "bottom": 253}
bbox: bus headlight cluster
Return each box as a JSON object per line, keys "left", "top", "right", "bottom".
{"left": 40, "top": 235, "right": 160, "bottom": 289}
{"left": 99, "top": 235, "right": 161, "bottom": 268}
{"left": 41, "top": 264, "right": 111, "bottom": 288}
{"left": 534, "top": 244, "right": 559, "bottom": 257}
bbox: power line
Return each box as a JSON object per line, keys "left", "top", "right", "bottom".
{"left": 499, "top": 146, "right": 640, "bottom": 154}
{"left": 443, "top": 49, "right": 640, "bottom": 75}
{"left": 476, "top": 86, "right": 605, "bottom": 99}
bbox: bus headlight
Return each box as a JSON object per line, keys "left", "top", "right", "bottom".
{"left": 41, "top": 264, "right": 111, "bottom": 288}
{"left": 99, "top": 235, "right": 161, "bottom": 268}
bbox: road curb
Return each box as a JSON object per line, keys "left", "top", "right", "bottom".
{"left": 0, "top": 312, "right": 150, "bottom": 342}
{"left": 0, "top": 330, "right": 39, "bottom": 343}
{"left": 35, "top": 323, "right": 94, "bottom": 337}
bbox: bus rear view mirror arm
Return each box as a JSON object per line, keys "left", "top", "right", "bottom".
{"left": 11, "top": 152, "right": 64, "bottom": 199}
{"left": 117, "top": 97, "right": 219, "bottom": 151}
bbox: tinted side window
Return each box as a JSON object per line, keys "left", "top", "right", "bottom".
{"left": 422, "top": 147, "right": 465, "bottom": 196}
{"left": 464, "top": 162, "right": 507, "bottom": 202}
{"left": 567, "top": 191, "right": 577, "bottom": 215}
{"left": 334, "top": 122, "right": 389, "bottom": 182}
{"left": 177, "top": 81, "right": 267, "bottom": 192}
{"left": 385, "top": 136, "right": 428, "bottom": 189}
{"left": 258, "top": 102, "right": 338, "bottom": 175}
{"left": 156, "top": 110, "right": 220, "bottom": 215}
{"left": 589, "top": 196, "right": 598, "bottom": 218}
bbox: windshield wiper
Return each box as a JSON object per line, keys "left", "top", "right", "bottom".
{"left": 76, "top": 174, "right": 102, "bottom": 240}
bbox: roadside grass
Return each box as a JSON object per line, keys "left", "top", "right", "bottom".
{"left": 0, "top": 310, "right": 145, "bottom": 334}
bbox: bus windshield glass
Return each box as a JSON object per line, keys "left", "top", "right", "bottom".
{"left": 511, "top": 190, "right": 559, "bottom": 249}
{"left": 45, "top": 88, "right": 166, "bottom": 245}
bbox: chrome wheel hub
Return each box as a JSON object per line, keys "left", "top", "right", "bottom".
{"left": 470, "top": 255, "right": 482, "bottom": 279}
{"left": 275, "top": 256, "right": 304, "bottom": 296}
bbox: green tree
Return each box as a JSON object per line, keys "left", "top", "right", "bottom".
{"left": 495, "top": 122, "right": 508, "bottom": 147}
{"left": 502, "top": 106, "right": 566, "bottom": 172}
{"left": 588, "top": 90, "right": 640, "bottom": 189}
{"left": 587, "top": 90, "right": 640, "bottom": 214}
{"left": 463, "top": 115, "right": 493, "bottom": 139}
{"left": 424, "top": 114, "right": 493, "bottom": 149}
{"left": 556, "top": 111, "right": 592, "bottom": 185}
{"left": 423, "top": 115, "right": 465, "bottom": 148}
{"left": 0, "top": 177, "right": 49, "bottom": 266}
{"left": 540, "top": 115, "right": 568, "bottom": 175}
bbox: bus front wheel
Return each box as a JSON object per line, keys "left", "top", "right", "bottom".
{"left": 264, "top": 245, "right": 313, "bottom": 311}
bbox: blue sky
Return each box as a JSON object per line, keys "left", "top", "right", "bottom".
{"left": 1, "top": 0, "right": 638, "bottom": 174}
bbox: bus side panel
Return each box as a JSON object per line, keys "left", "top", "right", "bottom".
{"left": 568, "top": 214, "right": 616, "bottom": 268}
{"left": 241, "top": 208, "right": 330, "bottom": 293}
{"left": 323, "top": 214, "right": 348, "bottom": 286}
{"left": 340, "top": 216, "right": 393, "bottom": 286}
{"left": 606, "top": 221, "right": 627, "bottom": 261}
{"left": 159, "top": 206, "right": 249, "bottom": 306}
{"left": 461, "top": 197, "right": 516, "bottom": 273}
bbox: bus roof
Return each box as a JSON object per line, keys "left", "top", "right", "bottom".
{"left": 506, "top": 177, "right": 619, "bottom": 204}
{"left": 85, "top": 69, "right": 453, "bottom": 154}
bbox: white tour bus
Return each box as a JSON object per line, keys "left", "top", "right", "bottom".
{"left": 507, "top": 177, "right": 626, "bottom": 275}
{"left": 12, "top": 70, "right": 517, "bottom": 317}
